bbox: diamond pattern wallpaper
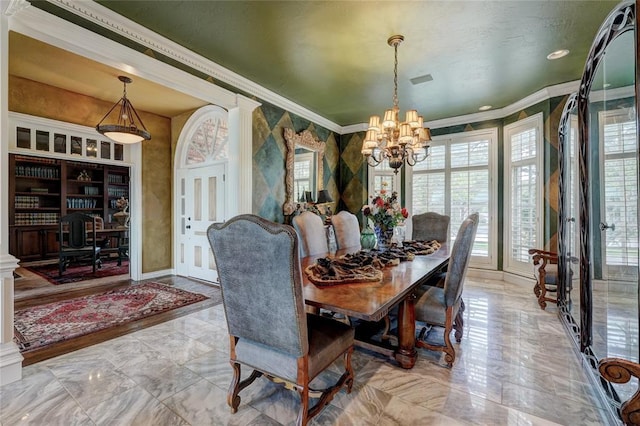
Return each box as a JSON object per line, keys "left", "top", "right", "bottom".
{"left": 252, "top": 100, "right": 340, "bottom": 223}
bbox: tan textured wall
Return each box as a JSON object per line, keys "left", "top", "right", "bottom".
{"left": 9, "top": 75, "right": 172, "bottom": 273}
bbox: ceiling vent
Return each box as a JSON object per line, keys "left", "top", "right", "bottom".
{"left": 410, "top": 74, "right": 433, "bottom": 85}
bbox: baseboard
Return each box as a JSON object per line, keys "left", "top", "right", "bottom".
{"left": 140, "top": 268, "right": 175, "bottom": 281}
{"left": 466, "top": 268, "right": 504, "bottom": 281}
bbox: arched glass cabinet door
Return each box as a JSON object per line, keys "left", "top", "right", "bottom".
{"left": 571, "top": 0, "right": 638, "bottom": 418}
{"left": 558, "top": 92, "right": 580, "bottom": 343}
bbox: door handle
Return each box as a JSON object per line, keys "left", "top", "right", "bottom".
{"left": 567, "top": 217, "right": 575, "bottom": 223}
{"left": 186, "top": 225, "right": 191, "bottom": 229}
{"left": 600, "top": 222, "right": 615, "bottom": 232}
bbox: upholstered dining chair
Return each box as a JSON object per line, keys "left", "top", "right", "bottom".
{"left": 207, "top": 214, "right": 354, "bottom": 426}
{"left": 412, "top": 211, "right": 451, "bottom": 243}
{"left": 331, "top": 210, "right": 361, "bottom": 250}
{"left": 292, "top": 211, "right": 329, "bottom": 256}
{"left": 414, "top": 212, "right": 479, "bottom": 367}
{"left": 528, "top": 248, "right": 558, "bottom": 310}
{"left": 58, "top": 212, "right": 102, "bottom": 276}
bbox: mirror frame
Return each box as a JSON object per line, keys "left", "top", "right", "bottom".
{"left": 558, "top": 1, "right": 636, "bottom": 421}
{"left": 283, "top": 128, "right": 325, "bottom": 216}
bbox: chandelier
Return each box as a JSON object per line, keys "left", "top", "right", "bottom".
{"left": 361, "top": 35, "right": 431, "bottom": 174}
{"left": 96, "top": 76, "right": 151, "bottom": 144}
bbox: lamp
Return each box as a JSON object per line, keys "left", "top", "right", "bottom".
{"left": 315, "top": 190, "right": 333, "bottom": 205}
{"left": 96, "top": 76, "right": 151, "bottom": 144}
{"left": 315, "top": 189, "right": 334, "bottom": 221}
{"left": 361, "top": 35, "right": 431, "bottom": 174}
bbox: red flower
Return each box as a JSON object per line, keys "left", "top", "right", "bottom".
{"left": 375, "top": 197, "right": 384, "bottom": 208}
{"left": 401, "top": 208, "right": 409, "bottom": 218}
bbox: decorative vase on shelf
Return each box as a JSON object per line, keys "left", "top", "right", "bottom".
{"left": 374, "top": 225, "right": 394, "bottom": 249}
{"left": 113, "top": 206, "right": 130, "bottom": 228}
{"left": 360, "top": 225, "right": 377, "bottom": 250}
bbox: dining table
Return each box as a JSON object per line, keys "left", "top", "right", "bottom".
{"left": 301, "top": 242, "right": 451, "bottom": 369}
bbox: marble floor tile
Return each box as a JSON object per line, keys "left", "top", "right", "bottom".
{"left": 1, "top": 276, "right": 613, "bottom": 425}
{"left": 85, "top": 386, "right": 187, "bottom": 425}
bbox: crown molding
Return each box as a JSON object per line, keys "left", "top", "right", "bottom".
{"left": 423, "top": 80, "right": 580, "bottom": 130}
{"left": 10, "top": 5, "right": 239, "bottom": 109}
{"left": 341, "top": 123, "right": 367, "bottom": 134}
{"left": 2, "top": 0, "right": 30, "bottom": 16}
{"left": 46, "top": 0, "right": 342, "bottom": 133}
{"left": 340, "top": 81, "right": 580, "bottom": 136}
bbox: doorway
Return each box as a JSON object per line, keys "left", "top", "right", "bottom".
{"left": 174, "top": 106, "right": 230, "bottom": 283}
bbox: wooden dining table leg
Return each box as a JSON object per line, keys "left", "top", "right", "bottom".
{"left": 394, "top": 294, "right": 417, "bottom": 369}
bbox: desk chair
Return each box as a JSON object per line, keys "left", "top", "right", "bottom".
{"left": 414, "top": 212, "right": 479, "bottom": 367}
{"left": 59, "top": 212, "right": 102, "bottom": 276}
{"left": 331, "top": 211, "right": 361, "bottom": 250}
{"left": 207, "top": 214, "right": 354, "bottom": 426}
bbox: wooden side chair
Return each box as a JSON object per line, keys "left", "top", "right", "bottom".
{"left": 207, "top": 214, "right": 354, "bottom": 426}
{"left": 414, "top": 212, "right": 479, "bottom": 367}
{"left": 528, "top": 248, "right": 558, "bottom": 310}
{"left": 331, "top": 210, "right": 361, "bottom": 250}
{"left": 58, "top": 212, "right": 102, "bottom": 276}
{"left": 292, "top": 211, "right": 329, "bottom": 256}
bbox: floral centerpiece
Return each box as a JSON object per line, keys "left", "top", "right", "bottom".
{"left": 362, "top": 183, "right": 409, "bottom": 247}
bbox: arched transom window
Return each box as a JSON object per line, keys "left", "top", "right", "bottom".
{"left": 185, "top": 114, "right": 229, "bottom": 165}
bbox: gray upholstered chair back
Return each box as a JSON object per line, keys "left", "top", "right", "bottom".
{"left": 412, "top": 212, "right": 451, "bottom": 243}
{"left": 292, "top": 211, "right": 329, "bottom": 257}
{"left": 207, "top": 214, "right": 308, "bottom": 357}
{"left": 331, "top": 211, "right": 361, "bottom": 250}
{"left": 443, "top": 213, "right": 479, "bottom": 307}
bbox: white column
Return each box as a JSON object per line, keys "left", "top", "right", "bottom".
{"left": 0, "top": 0, "right": 30, "bottom": 386}
{"left": 228, "top": 94, "right": 260, "bottom": 216}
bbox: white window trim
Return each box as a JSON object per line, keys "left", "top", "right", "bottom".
{"left": 406, "top": 127, "right": 498, "bottom": 270}
{"left": 503, "top": 112, "right": 544, "bottom": 276}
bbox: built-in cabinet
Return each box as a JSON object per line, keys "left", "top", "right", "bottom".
{"left": 9, "top": 153, "right": 129, "bottom": 261}
{"left": 558, "top": 1, "right": 638, "bottom": 423}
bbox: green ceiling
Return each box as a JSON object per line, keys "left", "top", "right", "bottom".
{"left": 85, "top": 1, "right": 622, "bottom": 126}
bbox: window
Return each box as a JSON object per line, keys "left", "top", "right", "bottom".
{"left": 406, "top": 128, "right": 498, "bottom": 269}
{"left": 294, "top": 151, "right": 315, "bottom": 203}
{"left": 504, "top": 113, "right": 543, "bottom": 275}
{"left": 369, "top": 160, "right": 400, "bottom": 197}
{"left": 599, "top": 108, "right": 638, "bottom": 269}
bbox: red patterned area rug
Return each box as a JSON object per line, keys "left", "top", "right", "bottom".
{"left": 26, "top": 259, "right": 129, "bottom": 285}
{"left": 14, "top": 282, "right": 209, "bottom": 352}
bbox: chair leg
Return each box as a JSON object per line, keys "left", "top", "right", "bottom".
{"left": 453, "top": 307, "right": 464, "bottom": 342}
{"left": 227, "top": 361, "right": 262, "bottom": 414}
{"left": 344, "top": 347, "right": 354, "bottom": 393}
{"left": 537, "top": 282, "right": 547, "bottom": 310}
{"left": 416, "top": 306, "right": 457, "bottom": 368}
{"left": 297, "top": 385, "right": 310, "bottom": 426}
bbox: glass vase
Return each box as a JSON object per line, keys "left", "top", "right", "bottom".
{"left": 360, "top": 225, "right": 377, "bottom": 250}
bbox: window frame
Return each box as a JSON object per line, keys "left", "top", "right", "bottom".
{"left": 503, "top": 112, "right": 544, "bottom": 276}
{"left": 406, "top": 127, "right": 498, "bottom": 270}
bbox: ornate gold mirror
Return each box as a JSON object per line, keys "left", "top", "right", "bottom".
{"left": 283, "top": 128, "right": 325, "bottom": 216}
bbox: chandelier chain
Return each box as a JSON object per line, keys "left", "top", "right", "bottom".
{"left": 393, "top": 42, "right": 399, "bottom": 109}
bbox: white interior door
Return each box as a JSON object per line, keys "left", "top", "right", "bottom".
{"left": 184, "top": 163, "right": 226, "bottom": 282}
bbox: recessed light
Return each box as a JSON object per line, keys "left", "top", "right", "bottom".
{"left": 479, "top": 105, "right": 492, "bottom": 111}
{"left": 547, "top": 49, "right": 570, "bottom": 60}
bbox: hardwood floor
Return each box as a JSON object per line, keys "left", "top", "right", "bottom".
{"left": 14, "top": 267, "right": 221, "bottom": 366}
